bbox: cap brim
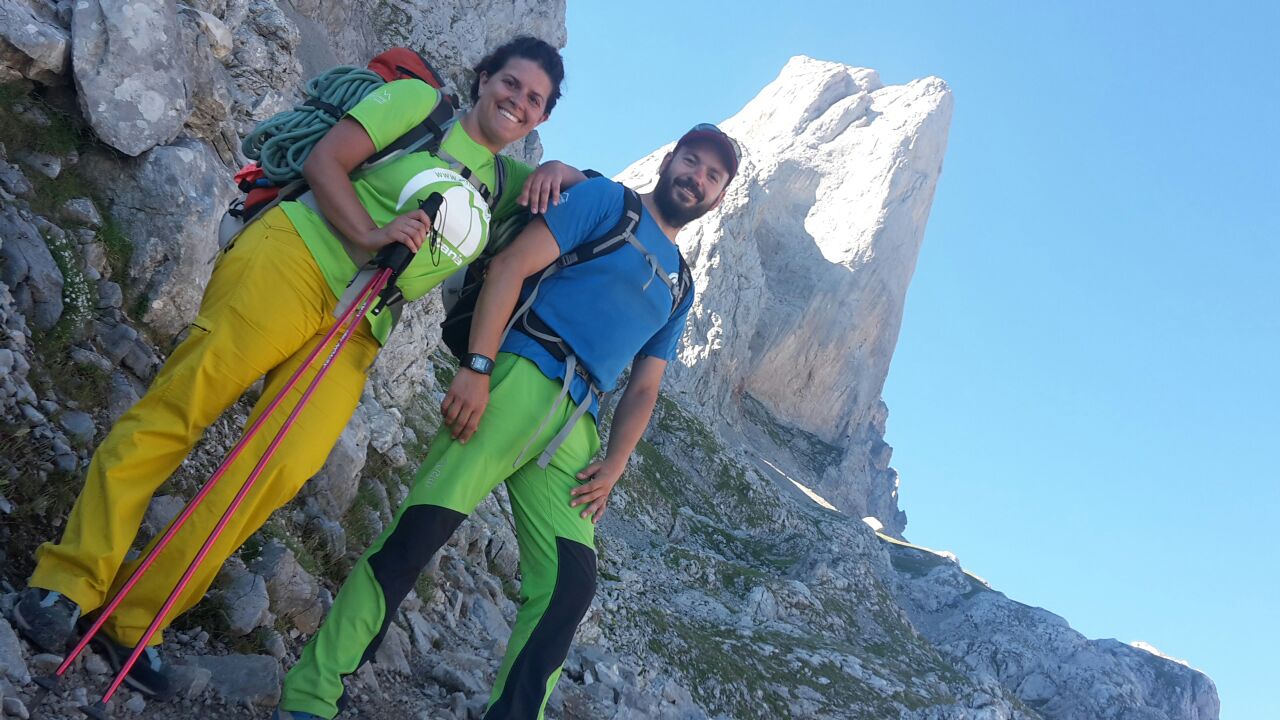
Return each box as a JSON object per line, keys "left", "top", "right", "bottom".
{"left": 678, "top": 131, "right": 739, "bottom": 176}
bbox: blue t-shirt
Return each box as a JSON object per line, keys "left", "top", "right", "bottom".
{"left": 500, "top": 177, "right": 694, "bottom": 417}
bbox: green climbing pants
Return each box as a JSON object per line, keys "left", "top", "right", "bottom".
{"left": 280, "top": 353, "right": 601, "bottom": 720}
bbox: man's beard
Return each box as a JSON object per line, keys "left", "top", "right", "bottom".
{"left": 653, "top": 172, "right": 714, "bottom": 227}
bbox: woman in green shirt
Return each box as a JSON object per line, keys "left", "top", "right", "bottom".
{"left": 16, "top": 36, "right": 580, "bottom": 700}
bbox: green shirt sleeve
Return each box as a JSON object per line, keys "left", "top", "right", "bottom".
{"left": 346, "top": 79, "right": 441, "bottom": 151}
{"left": 492, "top": 155, "right": 535, "bottom": 223}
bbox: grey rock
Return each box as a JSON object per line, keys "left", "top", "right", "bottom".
{"left": 427, "top": 651, "right": 487, "bottom": 695}
{"left": 179, "top": 6, "right": 232, "bottom": 59}
{"left": 373, "top": 622, "right": 412, "bottom": 675}
{"left": 96, "top": 279, "right": 122, "bottom": 309}
{"left": 13, "top": 149, "right": 59, "bottom": 179}
{"left": 0, "top": 162, "right": 32, "bottom": 198}
{"left": 0, "top": 205, "right": 63, "bottom": 330}
{"left": 467, "top": 594, "right": 509, "bottom": 640}
{"left": 249, "top": 540, "right": 322, "bottom": 634}
{"left": 96, "top": 321, "right": 137, "bottom": 364}
{"left": 187, "top": 654, "right": 280, "bottom": 707}
{"left": 143, "top": 494, "right": 186, "bottom": 535}
{"left": 0, "top": 0, "right": 69, "bottom": 85}
{"left": 83, "top": 650, "right": 110, "bottom": 676}
{"left": 120, "top": 338, "right": 158, "bottom": 378}
{"left": 53, "top": 449, "right": 77, "bottom": 472}
{"left": 122, "top": 694, "right": 145, "bottom": 713}
{"left": 18, "top": 403, "right": 44, "bottom": 424}
{"left": 81, "top": 138, "right": 236, "bottom": 336}
{"left": 58, "top": 409, "right": 95, "bottom": 445}
{"left": 303, "top": 515, "right": 345, "bottom": 559}
{"left": 218, "top": 568, "right": 271, "bottom": 636}
{"left": 105, "top": 370, "right": 140, "bottom": 422}
{"left": 366, "top": 402, "right": 403, "bottom": 454}
{"left": 71, "top": 0, "right": 191, "bottom": 156}
{"left": 82, "top": 241, "right": 108, "bottom": 276}
{"left": 169, "top": 663, "right": 213, "bottom": 699}
{"left": 59, "top": 197, "right": 103, "bottom": 228}
{"left": 0, "top": 618, "right": 28, "bottom": 684}
{"left": 27, "top": 653, "right": 62, "bottom": 675}
{"left": 69, "top": 346, "right": 112, "bottom": 372}
{"left": 262, "top": 628, "right": 286, "bottom": 660}
{"left": 2, "top": 696, "right": 28, "bottom": 719}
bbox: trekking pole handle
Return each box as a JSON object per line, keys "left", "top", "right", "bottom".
{"left": 374, "top": 241, "right": 413, "bottom": 274}
{"left": 369, "top": 191, "right": 443, "bottom": 316}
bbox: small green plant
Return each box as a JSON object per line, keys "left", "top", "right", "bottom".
{"left": 98, "top": 216, "right": 133, "bottom": 279}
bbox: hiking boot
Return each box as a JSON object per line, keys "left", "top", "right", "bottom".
{"left": 90, "top": 634, "right": 174, "bottom": 701}
{"left": 272, "top": 710, "right": 326, "bottom": 720}
{"left": 12, "top": 587, "right": 81, "bottom": 653}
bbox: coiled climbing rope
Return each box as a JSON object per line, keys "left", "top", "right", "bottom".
{"left": 241, "top": 66, "right": 386, "bottom": 183}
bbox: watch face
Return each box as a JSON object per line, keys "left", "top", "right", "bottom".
{"left": 468, "top": 354, "right": 492, "bottom": 373}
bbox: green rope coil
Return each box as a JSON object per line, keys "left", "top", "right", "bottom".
{"left": 242, "top": 66, "right": 386, "bottom": 183}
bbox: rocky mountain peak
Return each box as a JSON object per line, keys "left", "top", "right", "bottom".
{"left": 619, "top": 55, "right": 952, "bottom": 533}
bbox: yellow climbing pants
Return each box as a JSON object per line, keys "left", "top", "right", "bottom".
{"left": 30, "top": 207, "right": 379, "bottom": 647}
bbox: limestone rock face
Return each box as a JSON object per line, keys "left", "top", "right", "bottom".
{"left": 886, "top": 541, "right": 1221, "bottom": 720}
{"left": 71, "top": 0, "right": 192, "bottom": 156}
{"left": 617, "top": 56, "right": 952, "bottom": 534}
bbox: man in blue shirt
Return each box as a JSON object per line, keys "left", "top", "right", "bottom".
{"left": 276, "top": 124, "right": 740, "bottom": 720}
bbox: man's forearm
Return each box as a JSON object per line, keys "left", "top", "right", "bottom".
{"left": 603, "top": 383, "right": 660, "bottom": 469}
{"left": 467, "top": 261, "right": 524, "bottom": 359}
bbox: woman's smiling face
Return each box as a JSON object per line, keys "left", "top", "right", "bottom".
{"left": 473, "top": 57, "right": 553, "bottom": 149}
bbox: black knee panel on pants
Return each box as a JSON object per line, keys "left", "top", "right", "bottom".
{"left": 360, "top": 504, "right": 466, "bottom": 665}
{"left": 484, "top": 537, "right": 597, "bottom": 720}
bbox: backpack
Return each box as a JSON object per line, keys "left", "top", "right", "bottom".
{"left": 439, "top": 185, "right": 694, "bottom": 362}
{"left": 217, "top": 48, "right": 507, "bottom": 248}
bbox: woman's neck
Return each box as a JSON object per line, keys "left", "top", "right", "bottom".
{"left": 457, "top": 111, "right": 504, "bottom": 155}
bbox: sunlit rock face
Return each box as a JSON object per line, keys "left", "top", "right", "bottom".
{"left": 617, "top": 56, "right": 954, "bottom": 535}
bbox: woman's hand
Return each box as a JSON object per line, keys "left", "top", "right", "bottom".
{"left": 518, "top": 160, "right": 585, "bottom": 214}
{"left": 441, "top": 368, "right": 489, "bottom": 443}
{"left": 359, "top": 209, "right": 432, "bottom": 253}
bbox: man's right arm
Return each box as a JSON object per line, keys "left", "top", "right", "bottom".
{"left": 439, "top": 217, "right": 561, "bottom": 442}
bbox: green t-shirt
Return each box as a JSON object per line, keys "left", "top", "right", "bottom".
{"left": 280, "top": 79, "right": 534, "bottom": 344}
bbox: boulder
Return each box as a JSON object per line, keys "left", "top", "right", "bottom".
{"left": 249, "top": 540, "right": 323, "bottom": 634}
{"left": 0, "top": 205, "right": 62, "bottom": 330}
{"left": 0, "top": 0, "right": 70, "bottom": 85}
{"left": 80, "top": 137, "right": 236, "bottom": 337}
{"left": 187, "top": 654, "right": 281, "bottom": 708}
{"left": 70, "top": 0, "right": 191, "bottom": 156}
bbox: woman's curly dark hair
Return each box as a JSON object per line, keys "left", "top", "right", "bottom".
{"left": 470, "top": 36, "right": 565, "bottom": 114}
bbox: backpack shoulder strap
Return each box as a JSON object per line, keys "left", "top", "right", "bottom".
{"left": 359, "top": 89, "right": 456, "bottom": 169}
{"left": 491, "top": 153, "right": 509, "bottom": 209}
{"left": 357, "top": 89, "right": 503, "bottom": 211}
{"left": 554, "top": 186, "right": 643, "bottom": 270}
{"left": 671, "top": 252, "right": 693, "bottom": 317}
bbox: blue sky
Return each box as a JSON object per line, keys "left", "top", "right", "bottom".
{"left": 537, "top": 2, "right": 1278, "bottom": 718}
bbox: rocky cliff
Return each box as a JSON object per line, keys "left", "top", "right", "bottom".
{"left": 0, "top": 1, "right": 1218, "bottom": 719}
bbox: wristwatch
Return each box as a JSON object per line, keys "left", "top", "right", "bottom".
{"left": 463, "top": 353, "right": 495, "bottom": 376}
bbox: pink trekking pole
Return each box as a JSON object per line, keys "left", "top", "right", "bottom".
{"left": 75, "top": 263, "right": 394, "bottom": 719}
{"left": 28, "top": 207, "right": 429, "bottom": 717}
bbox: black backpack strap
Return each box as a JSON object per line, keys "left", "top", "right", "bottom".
{"left": 671, "top": 253, "right": 693, "bottom": 317}
{"left": 554, "top": 187, "right": 643, "bottom": 269}
{"left": 359, "top": 93, "right": 456, "bottom": 169}
{"left": 492, "top": 154, "right": 508, "bottom": 210}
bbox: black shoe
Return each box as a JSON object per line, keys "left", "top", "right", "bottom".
{"left": 13, "top": 587, "right": 81, "bottom": 653}
{"left": 90, "top": 634, "right": 174, "bottom": 701}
